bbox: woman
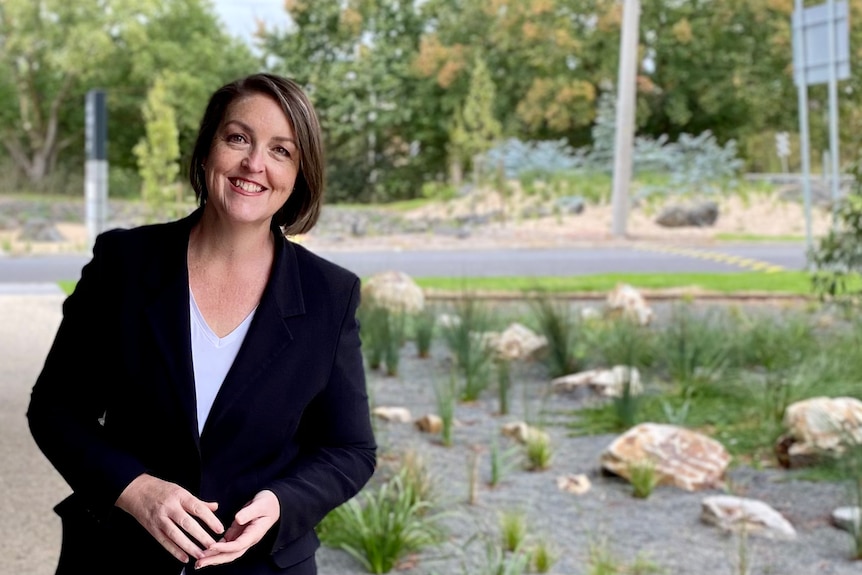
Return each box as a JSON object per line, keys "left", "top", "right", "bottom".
{"left": 28, "top": 73, "right": 376, "bottom": 574}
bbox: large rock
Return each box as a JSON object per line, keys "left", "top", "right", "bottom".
{"left": 831, "top": 506, "right": 861, "bottom": 534}
{"left": 483, "top": 322, "right": 548, "bottom": 361}
{"left": 777, "top": 396, "right": 862, "bottom": 467}
{"left": 600, "top": 423, "right": 731, "bottom": 491}
{"left": 362, "top": 270, "right": 425, "bottom": 314}
{"left": 552, "top": 366, "right": 642, "bottom": 398}
{"left": 606, "top": 283, "right": 654, "bottom": 326}
{"left": 655, "top": 201, "right": 719, "bottom": 228}
{"left": 701, "top": 495, "right": 797, "bottom": 540}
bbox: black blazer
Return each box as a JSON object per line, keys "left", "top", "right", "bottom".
{"left": 28, "top": 209, "right": 376, "bottom": 574}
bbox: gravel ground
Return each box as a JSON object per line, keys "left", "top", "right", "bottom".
{"left": 5, "top": 295, "right": 860, "bottom": 575}
{"left": 318, "top": 303, "right": 861, "bottom": 575}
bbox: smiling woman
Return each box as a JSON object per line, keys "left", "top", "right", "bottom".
{"left": 27, "top": 73, "right": 376, "bottom": 575}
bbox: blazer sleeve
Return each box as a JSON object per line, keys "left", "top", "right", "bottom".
{"left": 27, "top": 231, "right": 149, "bottom": 519}
{"left": 266, "top": 276, "right": 376, "bottom": 553}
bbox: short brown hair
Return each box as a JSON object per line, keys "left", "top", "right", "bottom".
{"left": 189, "top": 73, "right": 324, "bottom": 235}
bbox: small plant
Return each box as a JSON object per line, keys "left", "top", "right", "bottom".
{"left": 383, "top": 309, "right": 407, "bottom": 376}
{"left": 659, "top": 303, "right": 728, "bottom": 394}
{"left": 440, "top": 296, "right": 494, "bottom": 401}
{"left": 531, "top": 538, "right": 557, "bottom": 573}
{"left": 531, "top": 295, "right": 579, "bottom": 377}
{"left": 627, "top": 459, "right": 660, "bottom": 499}
{"left": 587, "top": 536, "right": 666, "bottom": 575}
{"left": 434, "top": 372, "right": 457, "bottom": 447}
{"left": 465, "top": 535, "right": 531, "bottom": 575}
{"left": 317, "top": 471, "right": 444, "bottom": 574}
{"left": 488, "top": 436, "right": 518, "bottom": 488}
{"left": 499, "top": 510, "right": 527, "bottom": 553}
{"left": 613, "top": 369, "right": 640, "bottom": 431}
{"left": 496, "top": 358, "right": 512, "bottom": 415}
{"left": 524, "top": 430, "right": 553, "bottom": 471}
{"left": 413, "top": 306, "right": 437, "bottom": 358}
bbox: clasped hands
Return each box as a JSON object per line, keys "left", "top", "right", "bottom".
{"left": 116, "top": 474, "right": 280, "bottom": 569}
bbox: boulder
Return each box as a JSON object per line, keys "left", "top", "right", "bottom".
{"left": 485, "top": 322, "right": 548, "bottom": 361}
{"left": 606, "top": 283, "right": 654, "bottom": 326}
{"left": 552, "top": 366, "right": 642, "bottom": 398}
{"left": 655, "top": 201, "right": 719, "bottom": 228}
{"left": 777, "top": 396, "right": 862, "bottom": 467}
{"left": 831, "top": 506, "right": 861, "bottom": 534}
{"left": 600, "top": 423, "right": 731, "bottom": 491}
{"left": 362, "top": 271, "right": 425, "bottom": 314}
{"left": 414, "top": 414, "right": 443, "bottom": 434}
{"left": 701, "top": 495, "right": 797, "bottom": 540}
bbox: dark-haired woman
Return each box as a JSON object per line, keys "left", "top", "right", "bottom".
{"left": 28, "top": 73, "right": 376, "bottom": 575}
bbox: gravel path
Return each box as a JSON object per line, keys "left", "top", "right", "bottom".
{"left": 5, "top": 295, "right": 859, "bottom": 575}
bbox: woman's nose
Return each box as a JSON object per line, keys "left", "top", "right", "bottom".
{"left": 241, "top": 147, "right": 264, "bottom": 171}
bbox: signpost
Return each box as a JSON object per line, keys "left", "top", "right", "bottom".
{"left": 85, "top": 89, "right": 108, "bottom": 250}
{"left": 611, "top": 0, "right": 641, "bottom": 238}
{"left": 793, "top": 0, "right": 850, "bottom": 251}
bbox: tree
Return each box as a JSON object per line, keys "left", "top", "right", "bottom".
{"left": 0, "top": 0, "right": 259, "bottom": 192}
{"left": 261, "top": 0, "right": 437, "bottom": 202}
{"left": 448, "top": 55, "right": 502, "bottom": 184}
{"left": 133, "top": 75, "right": 181, "bottom": 208}
{"left": 0, "top": 0, "right": 157, "bottom": 186}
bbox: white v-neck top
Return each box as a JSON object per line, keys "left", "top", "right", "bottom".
{"left": 189, "top": 291, "right": 257, "bottom": 435}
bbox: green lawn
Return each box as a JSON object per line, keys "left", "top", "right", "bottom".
{"left": 414, "top": 271, "right": 817, "bottom": 296}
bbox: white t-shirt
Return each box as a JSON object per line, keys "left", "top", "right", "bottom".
{"left": 189, "top": 291, "right": 257, "bottom": 434}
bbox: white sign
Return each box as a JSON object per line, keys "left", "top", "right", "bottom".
{"left": 775, "top": 132, "right": 791, "bottom": 158}
{"left": 793, "top": 0, "right": 850, "bottom": 86}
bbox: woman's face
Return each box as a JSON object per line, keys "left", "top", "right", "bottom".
{"left": 204, "top": 93, "right": 299, "bottom": 228}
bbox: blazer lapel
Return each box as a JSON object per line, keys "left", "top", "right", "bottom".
{"left": 145, "top": 212, "right": 200, "bottom": 449}
{"left": 201, "top": 232, "right": 306, "bottom": 438}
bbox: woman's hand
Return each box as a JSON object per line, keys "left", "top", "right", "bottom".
{"left": 115, "top": 473, "right": 224, "bottom": 563}
{"left": 194, "top": 490, "right": 280, "bottom": 569}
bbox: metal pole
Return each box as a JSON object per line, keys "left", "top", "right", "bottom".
{"left": 794, "top": 0, "right": 814, "bottom": 254}
{"left": 85, "top": 90, "right": 108, "bottom": 250}
{"left": 611, "top": 0, "right": 640, "bottom": 238}
{"left": 826, "top": 0, "right": 841, "bottom": 225}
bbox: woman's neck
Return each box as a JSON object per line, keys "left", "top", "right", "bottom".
{"left": 189, "top": 208, "right": 275, "bottom": 265}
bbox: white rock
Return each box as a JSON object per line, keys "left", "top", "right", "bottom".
{"left": 362, "top": 270, "right": 424, "bottom": 314}
{"left": 782, "top": 396, "right": 862, "bottom": 459}
{"left": 606, "top": 283, "right": 654, "bottom": 326}
{"left": 701, "top": 495, "right": 797, "bottom": 540}
{"left": 372, "top": 406, "right": 412, "bottom": 423}
{"left": 552, "top": 366, "right": 642, "bottom": 397}
{"left": 557, "top": 473, "right": 591, "bottom": 495}
{"left": 414, "top": 413, "right": 443, "bottom": 434}
{"left": 501, "top": 421, "right": 550, "bottom": 445}
{"left": 831, "top": 506, "right": 862, "bottom": 534}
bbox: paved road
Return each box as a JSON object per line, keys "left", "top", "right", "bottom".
{"left": 0, "top": 244, "right": 808, "bottom": 284}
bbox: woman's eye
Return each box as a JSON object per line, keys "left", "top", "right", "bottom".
{"left": 226, "top": 134, "right": 247, "bottom": 144}
{"left": 274, "top": 146, "right": 291, "bottom": 157}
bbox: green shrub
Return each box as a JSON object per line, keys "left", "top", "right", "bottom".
{"left": 628, "top": 459, "right": 660, "bottom": 499}
{"left": 413, "top": 306, "right": 437, "bottom": 359}
{"left": 441, "top": 297, "right": 494, "bottom": 401}
{"left": 499, "top": 510, "right": 527, "bottom": 553}
{"left": 531, "top": 295, "right": 579, "bottom": 377}
{"left": 318, "top": 471, "right": 444, "bottom": 574}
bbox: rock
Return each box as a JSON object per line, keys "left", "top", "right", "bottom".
{"left": 557, "top": 473, "right": 591, "bottom": 495}
{"left": 606, "top": 283, "right": 654, "bottom": 326}
{"left": 831, "top": 506, "right": 861, "bottom": 534}
{"left": 501, "top": 421, "right": 550, "bottom": 445}
{"left": 372, "top": 406, "right": 412, "bottom": 423}
{"left": 580, "top": 307, "right": 602, "bottom": 321}
{"left": 701, "top": 495, "right": 797, "bottom": 540}
{"left": 17, "top": 219, "right": 65, "bottom": 242}
{"left": 777, "top": 396, "right": 862, "bottom": 467}
{"left": 437, "top": 313, "right": 461, "bottom": 329}
{"left": 485, "top": 322, "right": 548, "bottom": 362}
{"left": 655, "top": 201, "right": 719, "bottom": 228}
{"left": 600, "top": 423, "right": 731, "bottom": 491}
{"left": 414, "top": 414, "right": 443, "bottom": 434}
{"left": 552, "top": 366, "right": 642, "bottom": 398}
{"left": 556, "top": 196, "right": 585, "bottom": 215}
{"left": 362, "top": 271, "right": 425, "bottom": 314}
